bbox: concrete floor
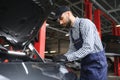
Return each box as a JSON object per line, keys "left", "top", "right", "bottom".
{"left": 74, "top": 71, "right": 120, "bottom": 80}
{"left": 108, "top": 73, "right": 120, "bottom": 80}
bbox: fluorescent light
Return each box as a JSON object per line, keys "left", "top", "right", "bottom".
{"left": 65, "top": 33, "right": 69, "bottom": 36}
{"left": 46, "top": 23, "right": 49, "bottom": 26}
{"left": 50, "top": 51, "right": 56, "bottom": 53}
{"left": 45, "top": 50, "right": 56, "bottom": 53}
{"left": 116, "top": 25, "right": 120, "bottom": 27}
{"left": 45, "top": 51, "right": 48, "bottom": 54}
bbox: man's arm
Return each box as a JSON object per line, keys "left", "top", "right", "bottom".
{"left": 65, "top": 19, "right": 95, "bottom": 61}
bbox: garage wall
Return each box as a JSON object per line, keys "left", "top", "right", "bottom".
{"left": 46, "top": 38, "right": 69, "bottom": 54}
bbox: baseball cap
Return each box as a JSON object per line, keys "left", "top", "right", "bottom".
{"left": 53, "top": 6, "right": 70, "bottom": 21}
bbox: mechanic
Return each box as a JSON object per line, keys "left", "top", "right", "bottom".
{"left": 53, "top": 6, "right": 108, "bottom": 80}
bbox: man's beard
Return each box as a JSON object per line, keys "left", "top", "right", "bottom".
{"left": 65, "top": 19, "right": 71, "bottom": 28}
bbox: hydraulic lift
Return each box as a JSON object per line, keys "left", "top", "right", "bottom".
{"left": 94, "top": 8, "right": 120, "bottom": 76}
{"left": 34, "top": 22, "right": 46, "bottom": 59}
{"left": 84, "top": 0, "right": 120, "bottom": 76}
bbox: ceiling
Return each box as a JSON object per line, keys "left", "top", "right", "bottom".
{"left": 46, "top": 0, "right": 120, "bottom": 40}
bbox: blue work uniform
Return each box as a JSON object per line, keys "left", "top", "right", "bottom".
{"left": 64, "top": 17, "right": 108, "bottom": 80}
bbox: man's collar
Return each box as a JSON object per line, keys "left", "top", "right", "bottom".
{"left": 72, "top": 17, "right": 79, "bottom": 28}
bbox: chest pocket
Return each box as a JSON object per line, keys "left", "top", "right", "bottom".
{"left": 70, "top": 22, "right": 83, "bottom": 50}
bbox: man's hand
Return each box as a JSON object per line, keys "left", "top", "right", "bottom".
{"left": 53, "top": 54, "right": 68, "bottom": 62}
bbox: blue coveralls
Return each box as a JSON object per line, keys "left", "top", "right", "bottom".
{"left": 71, "top": 26, "right": 108, "bottom": 80}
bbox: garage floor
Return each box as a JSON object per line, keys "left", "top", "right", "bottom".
{"left": 75, "top": 71, "right": 120, "bottom": 80}
{"left": 108, "top": 73, "right": 120, "bottom": 80}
